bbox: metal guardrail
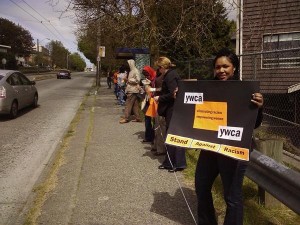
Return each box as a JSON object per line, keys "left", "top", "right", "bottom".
{"left": 283, "top": 150, "right": 300, "bottom": 170}
{"left": 246, "top": 150, "right": 300, "bottom": 214}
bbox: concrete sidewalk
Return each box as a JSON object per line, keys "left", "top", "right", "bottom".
{"left": 15, "top": 82, "right": 198, "bottom": 225}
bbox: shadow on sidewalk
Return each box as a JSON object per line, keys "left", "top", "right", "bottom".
{"left": 133, "top": 131, "right": 145, "bottom": 140}
{"left": 151, "top": 187, "right": 198, "bottom": 225}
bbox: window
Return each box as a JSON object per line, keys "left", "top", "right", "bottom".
{"left": 6, "top": 76, "right": 13, "bottom": 85}
{"left": 10, "top": 73, "right": 22, "bottom": 85}
{"left": 18, "top": 73, "right": 31, "bottom": 85}
{"left": 262, "top": 32, "right": 300, "bottom": 69}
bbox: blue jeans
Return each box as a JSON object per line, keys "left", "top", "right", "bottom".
{"left": 114, "top": 83, "right": 118, "bottom": 98}
{"left": 195, "top": 151, "right": 248, "bottom": 225}
{"left": 118, "top": 88, "right": 125, "bottom": 105}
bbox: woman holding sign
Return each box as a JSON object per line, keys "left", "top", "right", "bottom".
{"left": 195, "top": 48, "right": 263, "bottom": 225}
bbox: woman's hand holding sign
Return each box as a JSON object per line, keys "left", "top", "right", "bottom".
{"left": 173, "top": 87, "right": 178, "bottom": 99}
{"left": 251, "top": 93, "right": 264, "bottom": 108}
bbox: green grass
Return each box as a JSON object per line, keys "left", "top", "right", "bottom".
{"left": 183, "top": 150, "right": 300, "bottom": 225}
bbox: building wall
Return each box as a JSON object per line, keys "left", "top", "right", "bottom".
{"left": 242, "top": 0, "right": 300, "bottom": 94}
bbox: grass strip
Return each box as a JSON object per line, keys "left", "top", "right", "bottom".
{"left": 23, "top": 95, "right": 87, "bottom": 225}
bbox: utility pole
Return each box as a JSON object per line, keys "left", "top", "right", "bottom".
{"left": 237, "top": 0, "right": 243, "bottom": 80}
{"left": 67, "top": 54, "right": 70, "bottom": 70}
{"left": 37, "top": 39, "right": 39, "bottom": 74}
{"left": 96, "top": 18, "right": 101, "bottom": 87}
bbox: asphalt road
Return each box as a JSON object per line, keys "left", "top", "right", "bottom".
{"left": 0, "top": 72, "right": 95, "bottom": 224}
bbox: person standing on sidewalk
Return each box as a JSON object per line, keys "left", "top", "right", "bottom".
{"left": 154, "top": 56, "right": 186, "bottom": 172}
{"left": 117, "top": 65, "right": 127, "bottom": 106}
{"left": 113, "top": 70, "right": 119, "bottom": 98}
{"left": 107, "top": 70, "right": 113, "bottom": 89}
{"left": 151, "top": 68, "right": 166, "bottom": 156}
{"left": 120, "top": 59, "right": 142, "bottom": 124}
{"left": 195, "top": 48, "right": 264, "bottom": 225}
{"left": 141, "top": 65, "right": 156, "bottom": 142}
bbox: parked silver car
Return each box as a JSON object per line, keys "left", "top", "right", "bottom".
{"left": 0, "top": 70, "right": 38, "bottom": 119}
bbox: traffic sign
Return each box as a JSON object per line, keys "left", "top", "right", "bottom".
{"left": 98, "top": 46, "right": 105, "bottom": 57}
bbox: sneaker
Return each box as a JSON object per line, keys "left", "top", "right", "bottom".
{"left": 119, "top": 118, "right": 129, "bottom": 124}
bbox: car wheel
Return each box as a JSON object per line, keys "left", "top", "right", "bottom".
{"left": 57, "top": 76, "right": 59, "bottom": 79}
{"left": 32, "top": 93, "right": 38, "bottom": 108}
{"left": 10, "top": 101, "right": 18, "bottom": 119}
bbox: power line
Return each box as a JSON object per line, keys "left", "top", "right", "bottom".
{"left": 6, "top": 0, "right": 88, "bottom": 61}
{"left": 21, "top": 0, "right": 66, "bottom": 41}
{"left": 8, "top": 0, "right": 65, "bottom": 43}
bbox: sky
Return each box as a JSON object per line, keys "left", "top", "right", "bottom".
{"left": 0, "top": 0, "right": 93, "bottom": 67}
{"left": 224, "top": 0, "right": 238, "bottom": 21}
{"left": 0, "top": 0, "right": 237, "bottom": 67}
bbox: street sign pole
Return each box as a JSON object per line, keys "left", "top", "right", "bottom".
{"left": 96, "top": 56, "right": 100, "bottom": 87}
{"left": 96, "top": 46, "right": 105, "bottom": 87}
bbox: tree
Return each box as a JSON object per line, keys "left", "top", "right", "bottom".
{"left": 46, "top": 40, "right": 86, "bottom": 71}
{"left": 77, "top": 16, "right": 126, "bottom": 70}
{"left": 34, "top": 53, "right": 49, "bottom": 67}
{"left": 69, "top": 53, "right": 86, "bottom": 71}
{"left": 0, "top": 18, "right": 34, "bottom": 57}
{"left": 47, "top": 40, "right": 69, "bottom": 69}
{"left": 66, "top": 0, "right": 235, "bottom": 71}
{"left": 73, "top": 0, "right": 156, "bottom": 66}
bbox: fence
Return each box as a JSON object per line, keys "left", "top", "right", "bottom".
{"left": 174, "top": 48, "right": 300, "bottom": 164}
{"left": 241, "top": 48, "right": 300, "bottom": 159}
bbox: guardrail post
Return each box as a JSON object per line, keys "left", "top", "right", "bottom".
{"left": 255, "top": 138, "right": 284, "bottom": 207}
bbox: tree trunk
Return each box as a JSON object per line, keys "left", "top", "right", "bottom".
{"left": 148, "top": 0, "right": 159, "bottom": 66}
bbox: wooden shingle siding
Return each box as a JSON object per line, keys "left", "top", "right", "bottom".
{"left": 242, "top": 0, "right": 300, "bottom": 93}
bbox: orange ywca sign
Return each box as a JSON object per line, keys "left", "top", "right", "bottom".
{"left": 98, "top": 46, "right": 105, "bottom": 57}
{"left": 193, "top": 101, "right": 227, "bottom": 131}
{"left": 165, "top": 80, "right": 260, "bottom": 161}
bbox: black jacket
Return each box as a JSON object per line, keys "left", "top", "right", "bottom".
{"left": 157, "top": 68, "right": 180, "bottom": 117}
